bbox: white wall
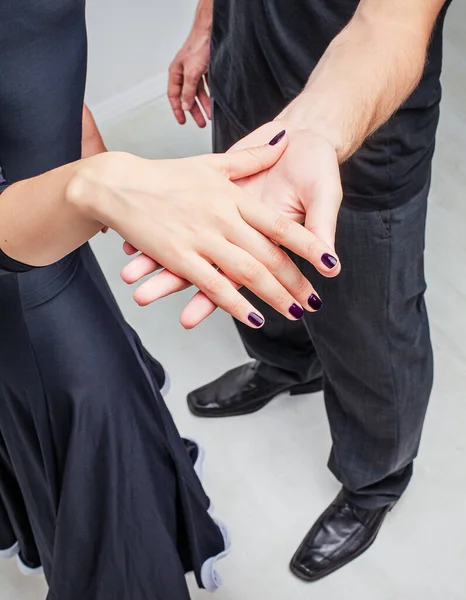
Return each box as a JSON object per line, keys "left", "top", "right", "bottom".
{"left": 85, "top": 0, "right": 197, "bottom": 108}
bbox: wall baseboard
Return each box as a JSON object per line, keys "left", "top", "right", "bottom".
{"left": 90, "top": 73, "right": 167, "bottom": 127}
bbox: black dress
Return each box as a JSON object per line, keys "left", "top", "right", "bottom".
{"left": 0, "top": 1, "right": 228, "bottom": 598}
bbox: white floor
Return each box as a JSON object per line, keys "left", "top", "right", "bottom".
{"left": 2, "top": 5, "right": 466, "bottom": 600}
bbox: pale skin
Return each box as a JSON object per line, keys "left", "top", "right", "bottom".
{"left": 82, "top": 104, "right": 107, "bottom": 157}
{"left": 125, "top": 0, "right": 447, "bottom": 326}
{"left": 0, "top": 103, "right": 342, "bottom": 329}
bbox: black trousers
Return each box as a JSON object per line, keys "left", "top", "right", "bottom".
{"left": 213, "top": 103, "right": 434, "bottom": 509}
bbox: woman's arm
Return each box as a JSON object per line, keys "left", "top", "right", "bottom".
{"left": 0, "top": 156, "right": 103, "bottom": 268}
{"left": 82, "top": 104, "right": 107, "bottom": 157}
{"left": 0, "top": 139, "right": 337, "bottom": 328}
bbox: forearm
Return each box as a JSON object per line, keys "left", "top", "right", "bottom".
{"left": 279, "top": 0, "right": 447, "bottom": 161}
{"left": 0, "top": 153, "right": 128, "bottom": 267}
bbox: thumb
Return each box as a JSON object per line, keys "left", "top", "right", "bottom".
{"left": 303, "top": 160, "right": 342, "bottom": 251}
{"left": 217, "top": 129, "right": 288, "bottom": 181}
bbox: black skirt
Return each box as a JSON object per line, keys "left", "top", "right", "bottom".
{"left": 0, "top": 245, "right": 229, "bottom": 599}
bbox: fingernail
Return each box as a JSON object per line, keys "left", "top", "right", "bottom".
{"left": 289, "top": 303, "right": 304, "bottom": 319}
{"left": 182, "top": 102, "right": 190, "bottom": 111}
{"left": 269, "top": 130, "right": 286, "bottom": 146}
{"left": 322, "top": 253, "right": 338, "bottom": 269}
{"left": 308, "top": 294, "right": 323, "bottom": 311}
{"left": 248, "top": 312, "right": 265, "bottom": 327}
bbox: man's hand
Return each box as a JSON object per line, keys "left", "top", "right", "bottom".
{"left": 168, "top": 0, "right": 212, "bottom": 127}
{"left": 168, "top": 121, "right": 342, "bottom": 325}
{"left": 229, "top": 121, "right": 343, "bottom": 251}
{"left": 122, "top": 122, "right": 342, "bottom": 327}
{"left": 128, "top": 0, "right": 447, "bottom": 327}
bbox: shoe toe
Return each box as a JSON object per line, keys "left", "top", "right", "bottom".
{"left": 187, "top": 388, "right": 218, "bottom": 412}
{"left": 290, "top": 553, "right": 325, "bottom": 581}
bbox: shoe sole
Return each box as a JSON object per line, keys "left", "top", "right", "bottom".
{"left": 289, "top": 504, "right": 394, "bottom": 583}
{"left": 188, "top": 378, "right": 323, "bottom": 419}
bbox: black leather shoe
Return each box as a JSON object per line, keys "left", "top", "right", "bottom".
{"left": 290, "top": 491, "right": 395, "bottom": 582}
{"left": 187, "top": 361, "right": 323, "bottom": 418}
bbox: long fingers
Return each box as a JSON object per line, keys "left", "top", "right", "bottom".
{"left": 238, "top": 197, "right": 341, "bottom": 278}
{"left": 178, "top": 255, "right": 266, "bottom": 329}
{"left": 225, "top": 224, "right": 322, "bottom": 313}
{"left": 121, "top": 252, "right": 161, "bottom": 283}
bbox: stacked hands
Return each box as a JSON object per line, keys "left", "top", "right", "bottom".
{"left": 119, "top": 127, "right": 342, "bottom": 330}
{"left": 85, "top": 28, "right": 343, "bottom": 330}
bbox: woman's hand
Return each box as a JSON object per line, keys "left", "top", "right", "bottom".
{"left": 70, "top": 132, "right": 335, "bottom": 329}
{"left": 81, "top": 104, "right": 110, "bottom": 232}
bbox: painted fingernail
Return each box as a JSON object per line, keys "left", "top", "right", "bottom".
{"left": 308, "top": 294, "right": 323, "bottom": 311}
{"left": 289, "top": 303, "right": 304, "bottom": 319}
{"left": 269, "top": 130, "right": 286, "bottom": 146}
{"left": 248, "top": 312, "right": 265, "bottom": 327}
{"left": 322, "top": 253, "right": 338, "bottom": 269}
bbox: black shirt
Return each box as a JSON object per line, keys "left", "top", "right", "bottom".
{"left": 210, "top": 0, "right": 452, "bottom": 209}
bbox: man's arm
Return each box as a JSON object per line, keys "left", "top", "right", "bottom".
{"left": 133, "top": 0, "right": 449, "bottom": 325}
{"left": 168, "top": 0, "right": 213, "bottom": 126}
{"left": 279, "top": 0, "right": 448, "bottom": 162}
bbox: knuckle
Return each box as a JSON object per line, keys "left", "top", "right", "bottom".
{"left": 306, "top": 236, "right": 321, "bottom": 258}
{"left": 243, "top": 147, "right": 266, "bottom": 172}
{"left": 272, "top": 291, "right": 290, "bottom": 309}
{"left": 169, "top": 61, "right": 180, "bottom": 74}
{"left": 185, "top": 72, "right": 198, "bottom": 85}
{"left": 229, "top": 295, "right": 244, "bottom": 315}
{"left": 240, "top": 260, "right": 262, "bottom": 284}
{"left": 266, "top": 245, "right": 287, "bottom": 271}
{"left": 202, "top": 275, "right": 224, "bottom": 297}
{"left": 272, "top": 216, "right": 292, "bottom": 241}
{"left": 294, "top": 277, "right": 310, "bottom": 296}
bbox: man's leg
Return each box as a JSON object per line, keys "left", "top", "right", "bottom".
{"left": 291, "top": 180, "right": 433, "bottom": 581}
{"left": 188, "top": 104, "right": 322, "bottom": 417}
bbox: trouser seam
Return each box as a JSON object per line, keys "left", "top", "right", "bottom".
{"left": 384, "top": 210, "right": 401, "bottom": 471}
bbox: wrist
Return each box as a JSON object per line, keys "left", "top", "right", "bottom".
{"left": 66, "top": 152, "right": 131, "bottom": 226}
{"left": 276, "top": 92, "right": 348, "bottom": 162}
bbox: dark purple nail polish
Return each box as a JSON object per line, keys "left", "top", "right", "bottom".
{"left": 269, "top": 130, "right": 286, "bottom": 146}
{"left": 322, "top": 253, "right": 338, "bottom": 269}
{"left": 289, "top": 303, "right": 304, "bottom": 319}
{"left": 308, "top": 294, "right": 323, "bottom": 311}
{"left": 248, "top": 312, "right": 265, "bottom": 327}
